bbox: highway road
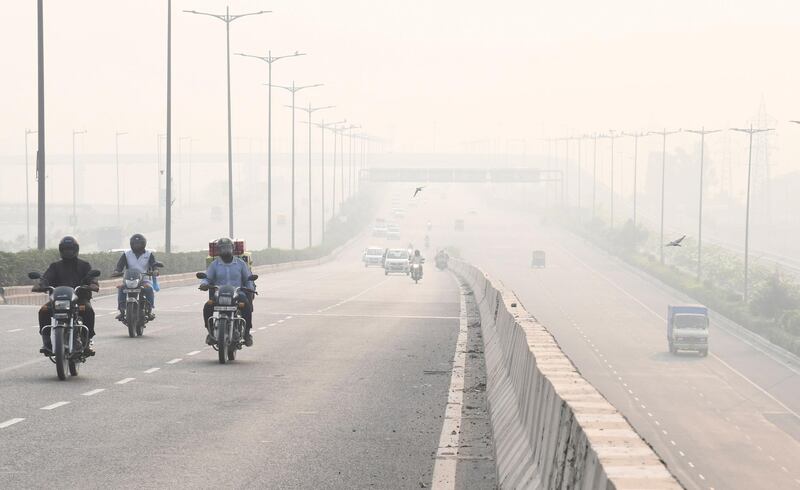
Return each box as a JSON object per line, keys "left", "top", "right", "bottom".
{"left": 0, "top": 235, "right": 495, "bottom": 489}
{"left": 410, "top": 183, "right": 800, "bottom": 490}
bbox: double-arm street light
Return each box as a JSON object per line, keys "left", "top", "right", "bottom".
{"left": 648, "top": 129, "right": 681, "bottom": 264}
{"left": 312, "top": 119, "right": 346, "bottom": 243}
{"left": 71, "top": 129, "right": 87, "bottom": 231}
{"left": 685, "top": 128, "right": 721, "bottom": 279}
{"left": 115, "top": 131, "right": 128, "bottom": 225}
{"left": 184, "top": 6, "right": 270, "bottom": 239}
{"left": 269, "top": 82, "right": 322, "bottom": 249}
{"left": 291, "top": 103, "right": 334, "bottom": 247}
{"left": 730, "top": 125, "right": 774, "bottom": 303}
{"left": 237, "top": 50, "right": 305, "bottom": 248}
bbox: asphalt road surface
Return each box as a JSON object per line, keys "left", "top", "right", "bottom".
{"left": 409, "top": 183, "right": 800, "bottom": 490}
{"left": 0, "top": 234, "right": 495, "bottom": 489}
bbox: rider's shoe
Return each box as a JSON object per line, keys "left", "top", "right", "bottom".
{"left": 205, "top": 334, "right": 215, "bottom": 346}
{"left": 84, "top": 339, "right": 95, "bottom": 355}
{"left": 244, "top": 333, "right": 254, "bottom": 347}
{"left": 146, "top": 311, "right": 156, "bottom": 321}
{"left": 115, "top": 311, "right": 124, "bottom": 321}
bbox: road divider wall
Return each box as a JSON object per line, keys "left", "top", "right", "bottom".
{"left": 0, "top": 233, "right": 361, "bottom": 306}
{"left": 449, "top": 259, "right": 680, "bottom": 489}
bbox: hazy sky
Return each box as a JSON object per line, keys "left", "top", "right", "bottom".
{"left": 2, "top": 0, "right": 800, "bottom": 163}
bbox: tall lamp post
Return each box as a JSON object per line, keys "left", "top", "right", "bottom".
{"left": 622, "top": 131, "right": 646, "bottom": 229}
{"left": 313, "top": 119, "right": 346, "bottom": 243}
{"left": 184, "top": 6, "right": 270, "bottom": 239}
{"left": 269, "top": 82, "right": 322, "bottom": 249}
{"left": 730, "top": 125, "right": 774, "bottom": 303}
{"left": 236, "top": 50, "right": 305, "bottom": 248}
{"left": 115, "top": 131, "right": 128, "bottom": 225}
{"left": 36, "top": 0, "right": 46, "bottom": 250}
{"left": 599, "top": 131, "right": 619, "bottom": 228}
{"left": 591, "top": 134, "right": 598, "bottom": 219}
{"left": 685, "top": 128, "right": 720, "bottom": 279}
{"left": 25, "top": 129, "right": 37, "bottom": 248}
{"left": 343, "top": 124, "right": 361, "bottom": 199}
{"left": 71, "top": 129, "right": 87, "bottom": 232}
{"left": 648, "top": 129, "right": 681, "bottom": 264}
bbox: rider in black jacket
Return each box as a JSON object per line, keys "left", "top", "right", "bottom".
{"left": 34, "top": 236, "right": 99, "bottom": 353}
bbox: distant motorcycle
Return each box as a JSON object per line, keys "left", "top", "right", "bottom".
{"left": 28, "top": 269, "right": 101, "bottom": 380}
{"left": 196, "top": 272, "right": 258, "bottom": 364}
{"left": 113, "top": 263, "right": 163, "bottom": 337}
{"left": 410, "top": 261, "right": 424, "bottom": 284}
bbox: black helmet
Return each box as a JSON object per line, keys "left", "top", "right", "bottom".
{"left": 414, "top": 249, "right": 421, "bottom": 256}
{"left": 58, "top": 236, "right": 79, "bottom": 260}
{"left": 130, "top": 233, "right": 147, "bottom": 254}
{"left": 217, "top": 237, "right": 234, "bottom": 262}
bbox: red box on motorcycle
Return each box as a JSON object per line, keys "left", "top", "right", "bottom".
{"left": 208, "top": 240, "right": 246, "bottom": 257}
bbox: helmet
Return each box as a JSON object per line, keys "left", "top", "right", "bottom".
{"left": 58, "top": 236, "right": 79, "bottom": 260}
{"left": 414, "top": 249, "right": 421, "bottom": 256}
{"left": 217, "top": 237, "right": 234, "bottom": 262}
{"left": 130, "top": 233, "right": 147, "bottom": 254}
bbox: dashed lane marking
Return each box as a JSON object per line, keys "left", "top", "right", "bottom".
{"left": 41, "top": 401, "right": 70, "bottom": 410}
{"left": 186, "top": 350, "right": 202, "bottom": 356}
{"left": 166, "top": 358, "right": 182, "bottom": 364}
{"left": 82, "top": 389, "right": 105, "bottom": 396}
{"left": 144, "top": 367, "right": 160, "bottom": 374}
{"left": 116, "top": 377, "right": 135, "bottom": 385}
{"left": 0, "top": 418, "right": 25, "bottom": 429}
{"left": 258, "top": 326, "right": 267, "bottom": 331}
{"left": 268, "top": 323, "right": 277, "bottom": 327}
{"left": 317, "top": 277, "right": 390, "bottom": 313}
{"left": 8, "top": 328, "right": 22, "bottom": 333}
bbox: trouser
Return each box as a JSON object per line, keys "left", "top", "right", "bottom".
{"left": 202, "top": 292, "right": 253, "bottom": 333}
{"left": 39, "top": 301, "right": 95, "bottom": 342}
{"left": 117, "top": 285, "right": 154, "bottom": 311}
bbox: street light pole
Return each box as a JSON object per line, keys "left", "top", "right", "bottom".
{"left": 185, "top": 6, "right": 270, "bottom": 239}
{"left": 599, "top": 131, "right": 619, "bottom": 228}
{"left": 269, "top": 82, "right": 323, "bottom": 249}
{"left": 731, "top": 125, "right": 774, "bottom": 303}
{"left": 592, "top": 134, "right": 598, "bottom": 220}
{"left": 165, "top": 0, "right": 172, "bottom": 252}
{"left": 25, "top": 129, "right": 37, "bottom": 248}
{"left": 36, "top": 0, "right": 46, "bottom": 250}
{"left": 71, "top": 129, "right": 87, "bottom": 232}
{"left": 648, "top": 129, "right": 681, "bottom": 264}
{"left": 115, "top": 131, "right": 128, "bottom": 225}
{"left": 622, "top": 131, "right": 646, "bottom": 229}
{"left": 291, "top": 104, "right": 334, "bottom": 248}
{"left": 685, "top": 128, "right": 720, "bottom": 280}
{"left": 343, "top": 124, "right": 360, "bottom": 200}
{"left": 314, "top": 119, "right": 345, "bottom": 243}
{"left": 237, "top": 50, "right": 305, "bottom": 248}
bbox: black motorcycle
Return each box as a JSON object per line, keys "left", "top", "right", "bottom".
{"left": 196, "top": 272, "right": 258, "bottom": 364}
{"left": 410, "top": 260, "right": 424, "bottom": 284}
{"left": 113, "top": 263, "right": 163, "bottom": 337}
{"left": 28, "top": 270, "right": 101, "bottom": 380}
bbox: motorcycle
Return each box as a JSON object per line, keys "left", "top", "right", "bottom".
{"left": 435, "top": 253, "right": 448, "bottom": 270}
{"left": 28, "top": 269, "right": 101, "bottom": 380}
{"left": 112, "top": 263, "right": 163, "bottom": 338}
{"left": 196, "top": 272, "right": 258, "bottom": 364}
{"left": 410, "top": 260, "right": 424, "bottom": 284}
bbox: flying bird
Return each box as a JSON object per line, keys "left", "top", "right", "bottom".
{"left": 412, "top": 186, "right": 425, "bottom": 198}
{"left": 666, "top": 235, "right": 686, "bottom": 247}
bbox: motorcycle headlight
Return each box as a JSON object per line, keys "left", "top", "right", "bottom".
{"left": 54, "top": 299, "right": 71, "bottom": 311}
{"left": 218, "top": 295, "right": 232, "bottom": 306}
{"left": 125, "top": 279, "right": 139, "bottom": 288}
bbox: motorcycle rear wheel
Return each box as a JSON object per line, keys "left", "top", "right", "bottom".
{"left": 54, "top": 330, "right": 67, "bottom": 381}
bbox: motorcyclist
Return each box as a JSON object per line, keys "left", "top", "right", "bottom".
{"left": 113, "top": 233, "right": 159, "bottom": 321}
{"left": 33, "top": 236, "right": 99, "bottom": 354}
{"left": 410, "top": 249, "right": 424, "bottom": 277}
{"left": 199, "top": 237, "right": 256, "bottom": 346}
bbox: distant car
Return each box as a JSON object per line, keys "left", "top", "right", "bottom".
{"left": 372, "top": 224, "right": 387, "bottom": 237}
{"left": 363, "top": 247, "right": 386, "bottom": 267}
{"left": 531, "top": 250, "right": 546, "bottom": 268}
{"left": 384, "top": 249, "right": 410, "bottom": 275}
{"left": 454, "top": 219, "right": 464, "bottom": 231}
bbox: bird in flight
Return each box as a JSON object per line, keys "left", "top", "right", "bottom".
{"left": 666, "top": 235, "right": 686, "bottom": 247}
{"left": 412, "top": 186, "right": 425, "bottom": 198}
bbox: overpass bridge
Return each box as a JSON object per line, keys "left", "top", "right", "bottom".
{"left": 362, "top": 167, "right": 562, "bottom": 183}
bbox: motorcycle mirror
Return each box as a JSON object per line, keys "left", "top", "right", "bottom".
{"left": 196, "top": 272, "right": 207, "bottom": 279}
{"left": 248, "top": 274, "right": 259, "bottom": 281}
{"left": 28, "top": 272, "right": 41, "bottom": 280}
{"left": 154, "top": 261, "right": 164, "bottom": 268}
{"left": 88, "top": 269, "right": 101, "bottom": 278}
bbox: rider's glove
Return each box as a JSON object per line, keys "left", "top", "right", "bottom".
{"left": 198, "top": 284, "right": 209, "bottom": 291}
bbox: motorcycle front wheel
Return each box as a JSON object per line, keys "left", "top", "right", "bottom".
{"left": 126, "top": 303, "right": 137, "bottom": 338}
{"left": 217, "top": 318, "right": 228, "bottom": 364}
{"left": 54, "top": 329, "right": 67, "bottom": 381}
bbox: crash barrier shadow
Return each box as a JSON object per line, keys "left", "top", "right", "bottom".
{"left": 449, "top": 259, "right": 680, "bottom": 489}
{"left": 1, "top": 233, "right": 363, "bottom": 306}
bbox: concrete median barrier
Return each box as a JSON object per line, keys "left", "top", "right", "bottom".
{"left": 449, "top": 259, "right": 680, "bottom": 489}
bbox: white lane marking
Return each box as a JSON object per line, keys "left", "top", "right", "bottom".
{"left": 285, "top": 316, "right": 293, "bottom": 320}
{"left": 268, "top": 323, "right": 277, "bottom": 327}
{"left": 166, "top": 358, "right": 182, "bottom": 364}
{"left": 688, "top": 462, "right": 695, "bottom": 468}
{"left": 258, "top": 326, "right": 267, "bottom": 331}
{"left": 266, "top": 312, "right": 460, "bottom": 320}
{"left": 558, "top": 244, "right": 800, "bottom": 421}
{"left": 0, "top": 418, "right": 25, "bottom": 429}
{"left": 431, "top": 282, "right": 469, "bottom": 490}
{"left": 679, "top": 450, "right": 685, "bottom": 457}
{"left": 186, "top": 350, "right": 201, "bottom": 356}
{"left": 116, "top": 377, "right": 135, "bottom": 385}
{"left": 277, "top": 320, "right": 284, "bottom": 324}
{"left": 41, "top": 401, "right": 70, "bottom": 410}
{"left": 82, "top": 389, "right": 105, "bottom": 396}
{"left": 144, "top": 367, "right": 160, "bottom": 374}
{"left": 8, "top": 328, "right": 22, "bottom": 333}
{"left": 670, "top": 440, "right": 676, "bottom": 446}
{"left": 317, "top": 277, "right": 390, "bottom": 313}
{"left": 699, "top": 474, "right": 705, "bottom": 481}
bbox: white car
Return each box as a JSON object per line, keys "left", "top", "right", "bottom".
{"left": 384, "top": 249, "right": 410, "bottom": 275}
{"left": 363, "top": 247, "right": 386, "bottom": 267}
